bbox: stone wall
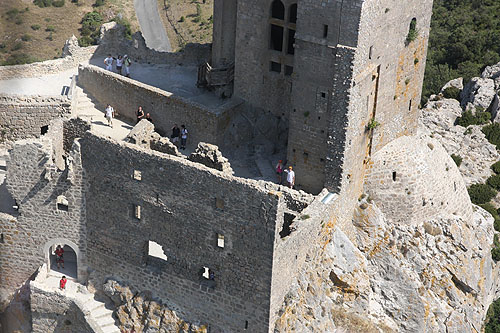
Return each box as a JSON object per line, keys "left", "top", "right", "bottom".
{"left": 80, "top": 132, "right": 290, "bottom": 332}
{"left": 78, "top": 64, "right": 241, "bottom": 147}
{"left": 0, "top": 95, "right": 71, "bottom": 143}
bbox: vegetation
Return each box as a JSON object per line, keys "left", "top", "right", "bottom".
{"left": 487, "top": 174, "right": 500, "bottom": 191}
{"left": 468, "top": 183, "right": 497, "bottom": 205}
{"left": 111, "top": 16, "right": 132, "bottom": 40}
{"left": 482, "top": 123, "right": 500, "bottom": 149}
{"left": 78, "top": 11, "right": 103, "bottom": 46}
{"left": 492, "top": 161, "right": 500, "bottom": 174}
{"left": 406, "top": 19, "right": 418, "bottom": 44}
{"left": 456, "top": 110, "right": 490, "bottom": 127}
{"left": 492, "top": 234, "right": 500, "bottom": 262}
{"left": 423, "top": 0, "right": 500, "bottom": 102}
{"left": 442, "top": 86, "right": 461, "bottom": 100}
{"left": 451, "top": 154, "right": 462, "bottom": 167}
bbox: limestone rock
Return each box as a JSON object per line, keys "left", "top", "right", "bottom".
{"left": 482, "top": 61, "right": 500, "bottom": 89}
{"left": 62, "top": 35, "right": 80, "bottom": 57}
{"left": 460, "top": 77, "right": 496, "bottom": 110}
{"left": 188, "top": 142, "right": 233, "bottom": 174}
{"left": 126, "top": 119, "right": 155, "bottom": 147}
{"left": 441, "top": 77, "right": 463, "bottom": 94}
{"left": 150, "top": 133, "right": 182, "bottom": 157}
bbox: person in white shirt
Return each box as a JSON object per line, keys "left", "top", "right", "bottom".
{"left": 284, "top": 166, "right": 295, "bottom": 189}
{"left": 123, "top": 55, "right": 131, "bottom": 77}
{"left": 104, "top": 54, "right": 114, "bottom": 71}
{"left": 116, "top": 55, "right": 124, "bottom": 75}
{"left": 180, "top": 125, "right": 188, "bottom": 150}
{"left": 105, "top": 104, "right": 114, "bottom": 128}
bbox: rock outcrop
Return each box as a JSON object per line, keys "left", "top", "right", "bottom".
{"left": 188, "top": 142, "right": 233, "bottom": 174}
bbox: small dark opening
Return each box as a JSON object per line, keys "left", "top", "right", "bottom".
{"left": 289, "top": 4, "right": 297, "bottom": 23}
{"left": 409, "top": 100, "right": 412, "bottom": 111}
{"left": 270, "top": 24, "right": 284, "bottom": 51}
{"left": 41, "top": 125, "right": 49, "bottom": 135}
{"left": 245, "top": 320, "right": 249, "bottom": 330}
{"left": 287, "top": 29, "right": 295, "bottom": 54}
{"left": 321, "top": 92, "right": 326, "bottom": 98}
{"left": 270, "top": 61, "right": 281, "bottom": 73}
{"left": 369, "top": 46, "right": 373, "bottom": 59}
{"left": 284, "top": 65, "right": 293, "bottom": 76}
{"left": 392, "top": 171, "right": 396, "bottom": 181}
{"left": 323, "top": 25, "right": 328, "bottom": 38}
{"left": 0, "top": 233, "right": 4, "bottom": 243}
{"left": 57, "top": 203, "right": 69, "bottom": 211}
{"left": 409, "top": 18, "right": 417, "bottom": 33}
{"left": 279, "top": 213, "right": 296, "bottom": 238}
{"left": 271, "top": 0, "right": 285, "bottom": 20}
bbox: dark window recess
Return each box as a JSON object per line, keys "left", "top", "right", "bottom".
{"left": 279, "top": 213, "right": 296, "bottom": 238}
{"left": 270, "top": 61, "right": 281, "bottom": 73}
{"left": 284, "top": 65, "right": 294, "bottom": 76}
{"left": 0, "top": 233, "right": 4, "bottom": 243}
{"left": 56, "top": 196, "right": 69, "bottom": 211}
{"left": 289, "top": 4, "right": 297, "bottom": 23}
{"left": 369, "top": 46, "right": 373, "bottom": 59}
{"left": 270, "top": 24, "right": 284, "bottom": 51}
{"left": 323, "top": 24, "right": 328, "bottom": 38}
{"left": 392, "top": 171, "right": 397, "bottom": 181}
{"left": 409, "top": 100, "right": 412, "bottom": 111}
{"left": 271, "top": 0, "right": 285, "bottom": 20}
{"left": 245, "top": 320, "right": 249, "bottom": 330}
{"left": 287, "top": 29, "right": 295, "bottom": 54}
{"left": 321, "top": 92, "right": 326, "bottom": 98}
{"left": 41, "top": 125, "right": 49, "bottom": 135}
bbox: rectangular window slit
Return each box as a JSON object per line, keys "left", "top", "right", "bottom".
{"left": 134, "top": 205, "right": 141, "bottom": 219}
{"left": 133, "top": 170, "right": 142, "bottom": 181}
{"left": 217, "top": 234, "right": 225, "bottom": 248}
{"left": 323, "top": 25, "right": 328, "bottom": 38}
{"left": 270, "top": 61, "right": 281, "bottom": 73}
{"left": 41, "top": 125, "right": 49, "bottom": 135}
{"left": 56, "top": 195, "right": 69, "bottom": 211}
{"left": 148, "top": 240, "right": 168, "bottom": 261}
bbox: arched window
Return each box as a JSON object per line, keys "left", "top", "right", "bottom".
{"left": 289, "top": 4, "right": 297, "bottom": 23}
{"left": 271, "top": 0, "right": 285, "bottom": 20}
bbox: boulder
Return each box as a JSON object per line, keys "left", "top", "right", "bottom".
{"left": 460, "top": 77, "right": 496, "bottom": 110}
{"left": 150, "top": 133, "right": 182, "bottom": 157}
{"left": 441, "top": 77, "right": 463, "bottom": 93}
{"left": 126, "top": 119, "right": 155, "bottom": 147}
{"left": 188, "top": 142, "right": 233, "bottom": 174}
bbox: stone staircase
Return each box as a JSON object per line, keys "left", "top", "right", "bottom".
{"left": 79, "top": 292, "right": 121, "bottom": 333}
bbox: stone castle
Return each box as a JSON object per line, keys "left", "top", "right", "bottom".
{"left": 2, "top": 0, "right": 490, "bottom": 332}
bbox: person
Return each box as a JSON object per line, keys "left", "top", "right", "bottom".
{"left": 209, "top": 269, "right": 215, "bottom": 281}
{"left": 180, "top": 125, "right": 188, "bottom": 150}
{"left": 136, "top": 106, "right": 145, "bottom": 123}
{"left": 55, "top": 245, "right": 64, "bottom": 269}
{"left": 284, "top": 166, "right": 295, "bottom": 189}
{"left": 275, "top": 160, "right": 284, "bottom": 184}
{"left": 116, "top": 55, "right": 123, "bottom": 75}
{"left": 145, "top": 113, "right": 153, "bottom": 123}
{"left": 105, "top": 104, "right": 114, "bottom": 128}
{"left": 171, "top": 124, "right": 180, "bottom": 147}
{"left": 104, "top": 54, "right": 114, "bottom": 71}
{"left": 60, "top": 276, "right": 67, "bottom": 290}
{"left": 123, "top": 54, "right": 131, "bottom": 77}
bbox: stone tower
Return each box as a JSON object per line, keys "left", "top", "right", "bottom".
{"left": 212, "top": 0, "right": 434, "bottom": 194}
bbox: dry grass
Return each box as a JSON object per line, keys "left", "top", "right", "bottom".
{"left": 0, "top": 0, "right": 139, "bottom": 65}
{"left": 156, "top": 0, "right": 213, "bottom": 51}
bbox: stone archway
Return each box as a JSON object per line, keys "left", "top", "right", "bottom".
{"left": 43, "top": 238, "right": 82, "bottom": 281}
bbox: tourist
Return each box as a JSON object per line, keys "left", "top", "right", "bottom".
{"left": 104, "top": 54, "right": 114, "bottom": 71}
{"left": 116, "top": 55, "right": 123, "bottom": 75}
{"left": 209, "top": 269, "right": 215, "bottom": 281}
{"left": 105, "top": 104, "right": 114, "bottom": 128}
{"left": 60, "top": 276, "right": 67, "bottom": 290}
{"left": 283, "top": 166, "right": 295, "bottom": 189}
{"left": 123, "top": 55, "right": 131, "bottom": 77}
{"left": 136, "top": 106, "right": 145, "bottom": 123}
{"left": 275, "top": 160, "right": 283, "bottom": 184}
{"left": 145, "top": 113, "right": 153, "bottom": 123}
{"left": 55, "top": 245, "right": 64, "bottom": 269}
{"left": 180, "top": 125, "right": 188, "bottom": 150}
{"left": 171, "top": 124, "right": 180, "bottom": 147}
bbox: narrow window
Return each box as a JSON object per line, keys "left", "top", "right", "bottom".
{"left": 0, "top": 233, "right": 4, "bottom": 243}
{"left": 323, "top": 25, "right": 328, "bottom": 38}
{"left": 201, "top": 266, "right": 215, "bottom": 280}
{"left": 287, "top": 29, "right": 295, "bottom": 54}
{"left": 321, "top": 92, "right": 326, "bottom": 98}
{"left": 271, "top": 0, "right": 285, "bottom": 20}
{"left": 409, "top": 100, "right": 412, "bottom": 111}
{"left": 369, "top": 46, "right": 373, "bottom": 59}
{"left": 217, "top": 234, "right": 225, "bottom": 248}
{"left": 134, "top": 205, "right": 141, "bottom": 219}
{"left": 41, "top": 125, "right": 49, "bottom": 135}
{"left": 245, "top": 320, "right": 249, "bottom": 330}
{"left": 148, "top": 241, "right": 168, "bottom": 261}
{"left": 270, "top": 24, "right": 284, "bottom": 51}
{"left": 289, "top": 4, "right": 297, "bottom": 23}
{"left": 270, "top": 61, "right": 281, "bottom": 73}
{"left": 133, "top": 170, "right": 142, "bottom": 181}
{"left": 215, "top": 198, "right": 224, "bottom": 210}
{"left": 56, "top": 195, "right": 69, "bottom": 211}
{"left": 392, "top": 171, "right": 397, "bottom": 181}
{"left": 284, "top": 65, "right": 293, "bottom": 76}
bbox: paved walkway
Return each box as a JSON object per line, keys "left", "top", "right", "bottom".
{"left": 0, "top": 67, "right": 77, "bottom": 96}
{"left": 134, "top": 0, "right": 171, "bottom": 52}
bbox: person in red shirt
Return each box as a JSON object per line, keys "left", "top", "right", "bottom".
{"left": 60, "top": 276, "right": 67, "bottom": 290}
{"left": 55, "top": 245, "right": 64, "bottom": 269}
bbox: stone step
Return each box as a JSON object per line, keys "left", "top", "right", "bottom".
{"left": 96, "top": 315, "right": 116, "bottom": 327}
{"left": 92, "top": 306, "right": 114, "bottom": 319}
{"left": 87, "top": 302, "right": 106, "bottom": 313}
{"left": 101, "top": 325, "right": 121, "bottom": 333}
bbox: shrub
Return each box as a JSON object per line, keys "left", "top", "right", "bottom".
{"left": 78, "top": 11, "right": 103, "bottom": 46}
{"left": 111, "top": 16, "right": 132, "bottom": 40}
{"left": 483, "top": 123, "right": 500, "bottom": 149}
{"left": 77, "top": 36, "right": 93, "bottom": 47}
{"left": 179, "top": 16, "right": 185, "bottom": 22}
{"left": 480, "top": 203, "right": 500, "bottom": 231}
{"left": 1, "top": 53, "right": 39, "bottom": 66}
{"left": 45, "top": 25, "right": 56, "bottom": 32}
{"left": 486, "top": 293, "right": 500, "bottom": 332}
{"left": 52, "top": 0, "right": 65, "bottom": 7}
{"left": 46, "top": 33, "right": 53, "bottom": 41}
{"left": 468, "top": 183, "right": 497, "bottom": 205}
{"left": 6, "top": 8, "right": 19, "bottom": 19}
{"left": 451, "top": 154, "right": 462, "bottom": 167}
{"left": 31, "top": 24, "right": 41, "bottom": 30}
{"left": 21, "top": 34, "right": 32, "bottom": 42}
{"left": 11, "top": 42, "right": 23, "bottom": 51}
{"left": 94, "top": 0, "right": 105, "bottom": 6}
{"left": 15, "top": 18, "right": 23, "bottom": 25}
{"left": 488, "top": 174, "right": 500, "bottom": 190}
{"left": 34, "top": 0, "right": 52, "bottom": 7}
{"left": 492, "top": 161, "right": 500, "bottom": 174}
{"left": 456, "top": 110, "right": 491, "bottom": 127}
{"left": 442, "top": 86, "right": 461, "bottom": 100}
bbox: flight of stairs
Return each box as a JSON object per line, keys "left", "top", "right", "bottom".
{"left": 79, "top": 292, "right": 121, "bottom": 333}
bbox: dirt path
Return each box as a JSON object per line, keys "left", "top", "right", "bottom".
{"left": 134, "top": 0, "right": 172, "bottom": 52}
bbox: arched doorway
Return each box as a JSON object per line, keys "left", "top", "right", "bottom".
{"left": 43, "top": 239, "right": 81, "bottom": 280}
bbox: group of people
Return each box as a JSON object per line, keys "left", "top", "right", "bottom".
{"left": 171, "top": 124, "right": 188, "bottom": 150}
{"left": 135, "top": 106, "right": 153, "bottom": 124}
{"left": 275, "top": 160, "right": 295, "bottom": 189}
{"left": 104, "top": 54, "right": 132, "bottom": 77}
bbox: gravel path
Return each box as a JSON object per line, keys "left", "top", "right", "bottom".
{"left": 134, "top": 0, "right": 172, "bottom": 52}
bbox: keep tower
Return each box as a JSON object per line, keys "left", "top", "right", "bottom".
{"left": 212, "top": 0, "right": 434, "bottom": 194}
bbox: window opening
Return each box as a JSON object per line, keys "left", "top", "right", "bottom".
{"left": 270, "top": 24, "right": 284, "bottom": 51}
{"left": 148, "top": 240, "right": 168, "bottom": 261}
{"left": 409, "top": 100, "right": 412, "bottom": 111}
{"left": 321, "top": 92, "right": 326, "bottom": 98}
{"left": 369, "top": 46, "right": 373, "bottom": 59}
{"left": 279, "top": 213, "right": 296, "bottom": 238}
{"left": 215, "top": 197, "right": 224, "bottom": 210}
{"left": 0, "top": 233, "right": 4, "bottom": 243}
{"left": 133, "top": 170, "right": 142, "bottom": 181}
{"left": 134, "top": 205, "right": 141, "bottom": 219}
{"left": 323, "top": 25, "right": 328, "bottom": 38}
{"left": 245, "top": 320, "right": 249, "bottom": 330}
{"left": 271, "top": 0, "right": 285, "bottom": 20}
{"left": 217, "top": 234, "right": 225, "bottom": 248}
{"left": 287, "top": 29, "right": 296, "bottom": 54}
{"left": 56, "top": 195, "right": 69, "bottom": 211}
{"left": 392, "top": 171, "right": 397, "bottom": 181}
{"left": 270, "top": 61, "right": 281, "bottom": 73}
{"left": 284, "top": 65, "right": 293, "bottom": 76}
{"left": 289, "top": 4, "right": 297, "bottom": 23}
{"left": 201, "top": 266, "right": 215, "bottom": 280}
{"left": 41, "top": 125, "right": 49, "bottom": 135}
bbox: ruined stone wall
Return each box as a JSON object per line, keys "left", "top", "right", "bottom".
{"left": 81, "top": 132, "right": 284, "bottom": 332}
{"left": 211, "top": 0, "right": 237, "bottom": 67}
{"left": 78, "top": 65, "right": 240, "bottom": 147}
{"left": 0, "top": 127, "right": 87, "bottom": 304}
{"left": 0, "top": 95, "right": 71, "bottom": 142}
{"left": 62, "top": 118, "right": 91, "bottom": 154}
